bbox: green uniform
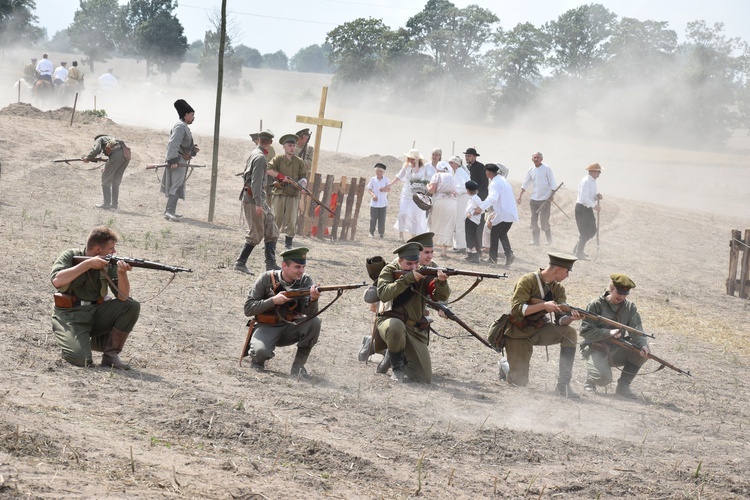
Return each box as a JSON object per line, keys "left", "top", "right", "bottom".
{"left": 375, "top": 259, "right": 450, "bottom": 383}
{"left": 580, "top": 292, "right": 648, "bottom": 387}
{"left": 51, "top": 249, "right": 140, "bottom": 366}
{"left": 504, "top": 271, "right": 578, "bottom": 386}
{"left": 88, "top": 135, "right": 129, "bottom": 209}
{"left": 244, "top": 270, "right": 321, "bottom": 368}
{"left": 241, "top": 146, "right": 279, "bottom": 245}
{"left": 294, "top": 143, "right": 314, "bottom": 171}
{"left": 269, "top": 154, "right": 307, "bottom": 238}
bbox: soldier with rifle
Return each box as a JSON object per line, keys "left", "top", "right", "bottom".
{"left": 294, "top": 128, "right": 314, "bottom": 171}
{"left": 82, "top": 134, "right": 131, "bottom": 210}
{"left": 50, "top": 226, "right": 141, "bottom": 369}
{"left": 580, "top": 274, "right": 650, "bottom": 399}
{"left": 269, "top": 133, "right": 308, "bottom": 249}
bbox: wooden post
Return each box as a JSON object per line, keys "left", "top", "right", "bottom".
{"left": 340, "top": 179, "right": 358, "bottom": 240}
{"left": 350, "top": 179, "right": 366, "bottom": 240}
{"left": 17, "top": 80, "right": 21, "bottom": 103}
{"left": 740, "top": 229, "right": 750, "bottom": 299}
{"left": 315, "top": 175, "right": 334, "bottom": 240}
{"left": 94, "top": 95, "right": 97, "bottom": 111}
{"left": 329, "top": 176, "right": 345, "bottom": 241}
{"left": 728, "top": 229, "right": 741, "bottom": 296}
{"left": 69, "top": 92, "right": 78, "bottom": 126}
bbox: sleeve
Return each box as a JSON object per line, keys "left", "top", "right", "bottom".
{"left": 580, "top": 299, "right": 612, "bottom": 342}
{"left": 548, "top": 168, "right": 558, "bottom": 194}
{"left": 300, "top": 275, "right": 319, "bottom": 315}
{"left": 165, "top": 125, "right": 186, "bottom": 164}
{"left": 244, "top": 274, "right": 276, "bottom": 317}
{"left": 249, "top": 156, "right": 266, "bottom": 205}
{"left": 479, "top": 179, "right": 499, "bottom": 210}
{"left": 86, "top": 139, "right": 104, "bottom": 160}
{"left": 51, "top": 249, "right": 75, "bottom": 291}
{"left": 510, "top": 276, "right": 535, "bottom": 321}
{"left": 626, "top": 305, "right": 648, "bottom": 349}
{"left": 377, "top": 265, "right": 417, "bottom": 303}
{"left": 521, "top": 168, "right": 533, "bottom": 191}
{"left": 395, "top": 165, "right": 408, "bottom": 181}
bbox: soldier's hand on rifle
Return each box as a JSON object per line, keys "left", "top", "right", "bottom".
{"left": 309, "top": 284, "right": 320, "bottom": 302}
{"left": 272, "top": 292, "right": 293, "bottom": 305}
{"left": 639, "top": 346, "right": 650, "bottom": 359}
{"left": 436, "top": 269, "right": 448, "bottom": 282}
{"left": 86, "top": 256, "right": 110, "bottom": 270}
{"left": 170, "top": 163, "right": 178, "bottom": 169}
{"left": 413, "top": 269, "right": 425, "bottom": 282}
{"left": 609, "top": 328, "right": 623, "bottom": 338}
{"left": 115, "top": 260, "right": 132, "bottom": 273}
{"left": 255, "top": 206, "right": 263, "bottom": 216}
{"left": 82, "top": 157, "right": 89, "bottom": 163}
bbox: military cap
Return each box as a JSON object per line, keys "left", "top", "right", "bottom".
{"left": 374, "top": 163, "right": 387, "bottom": 170}
{"left": 173, "top": 99, "right": 194, "bottom": 119}
{"left": 296, "top": 128, "right": 311, "bottom": 137}
{"left": 407, "top": 232, "right": 434, "bottom": 248}
{"left": 485, "top": 163, "right": 499, "bottom": 173}
{"left": 249, "top": 132, "right": 259, "bottom": 141}
{"left": 258, "top": 129, "right": 274, "bottom": 140}
{"left": 548, "top": 252, "right": 577, "bottom": 271}
{"left": 586, "top": 163, "right": 603, "bottom": 172}
{"left": 280, "top": 246, "right": 309, "bottom": 264}
{"left": 394, "top": 242, "right": 423, "bottom": 261}
{"left": 279, "top": 133, "right": 298, "bottom": 145}
{"left": 610, "top": 273, "right": 636, "bottom": 295}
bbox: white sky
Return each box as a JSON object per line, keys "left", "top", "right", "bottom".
{"left": 33, "top": 0, "right": 750, "bottom": 57}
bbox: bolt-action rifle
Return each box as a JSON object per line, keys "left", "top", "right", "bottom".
{"left": 51, "top": 157, "right": 106, "bottom": 165}
{"left": 394, "top": 267, "right": 507, "bottom": 280}
{"left": 73, "top": 255, "right": 192, "bottom": 273}
{"left": 146, "top": 163, "right": 207, "bottom": 170}
{"left": 274, "top": 176, "right": 335, "bottom": 215}
{"left": 280, "top": 282, "right": 367, "bottom": 298}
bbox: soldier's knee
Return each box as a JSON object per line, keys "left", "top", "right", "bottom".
{"left": 62, "top": 350, "right": 93, "bottom": 367}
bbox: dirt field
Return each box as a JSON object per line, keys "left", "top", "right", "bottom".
{"left": 1, "top": 61, "right": 750, "bottom": 498}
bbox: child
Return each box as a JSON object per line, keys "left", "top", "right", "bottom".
{"left": 367, "top": 163, "right": 390, "bottom": 238}
{"left": 464, "top": 180, "right": 483, "bottom": 263}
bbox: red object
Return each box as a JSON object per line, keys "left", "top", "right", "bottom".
{"left": 311, "top": 193, "right": 338, "bottom": 236}
{"left": 276, "top": 173, "right": 285, "bottom": 181}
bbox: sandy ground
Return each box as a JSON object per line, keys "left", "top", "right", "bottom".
{"left": 0, "top": 59, "right": 749, "bottom": 499}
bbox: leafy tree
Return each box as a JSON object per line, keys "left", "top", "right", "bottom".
{"left": 197, "top": 27, "right": 242, "bottom": 87}
{"left": 50, "top": 28, "right": 76, "bottom": 53}
{"left": 185, "top": 39, "right": 203, "bottom": 63}
{"left": 290, "top": 44, "right": 332, "bottom": 73}
{"left": 68, "top": 0, "right": 124, "bottom": 72}
{"left": 262, "top": 50, "right": 288, "bottom": 70}
{"left": 235, "top": 44, "right": 262, "bottom": 68}
{"left": 326, "top": 17, "right": 392, "bottom": 84}
{"left": 0, "top": 0, "right": 45, "bottom": 47}
{"left": 405, "top": 0, "right": 456, "bottom": 68}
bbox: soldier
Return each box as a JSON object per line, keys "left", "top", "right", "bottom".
{"left": 233, "top": 130, "right": 280, "bottom": 274}
{"left": 83, "top": 134, "right": 131, "bottom": 210}
{"left": 23, "top": 58, "right": 38, "bottom": 84}
{"left": 503, "top": 252, "right": 583, "bottom": 397}
{"left": 51, "top": 226, "right": 141, "bottom": 369}
{"left": 374, "top": 236, "right": 450, "bottom": 383}
{"left": 163, "top": 99, "right": 199, "bottom": 221}
{"left": 580, "top": 274, "right": 649, "bottom": 399}
{"left": 243, "top": 247, "right": 321, "bottom": 378}
{"left": 250, "top": 130, "right": 276, "bottom": 199}
{"left": 64, "top": 61, "right": 85, "bottom": 90}
{"left": 294, "top": 128, "right": 314, "bottom": 171}
{"left": 269, "top": 134, "right": 308, "bottom": 249}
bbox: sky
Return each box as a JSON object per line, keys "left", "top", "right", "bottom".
{"left": 33, "top": 0, "right": 750, "bottom": 57}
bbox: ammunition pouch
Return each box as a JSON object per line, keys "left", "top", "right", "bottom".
{"left": 378, "top": 310, "right": 429, "bottom": 330}
{"left": 487, "top": 313, "right": 510, "bottom": 351}
{"left": 509, "top": 314, "right": 549, "bottom": 330}
{"left": 54, "top": 292, "right": 103, "bottom": 309}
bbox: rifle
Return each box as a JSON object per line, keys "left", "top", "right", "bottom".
{"left": 146, "top": 163, "right": 207, "bottom": 170}
{"left": 394, "top": 267, "right": 507, "bottom": 280}
{"left": 73, "top": 255, "right": 192, "bottom": 273}
{"left": 281, "top": 282, "right": 366, "bottom": 298}
{"left": 51, "top": 157, "right": 106, "bottom": 165}
{"left": 608, "top": 336, "right": 691, "bottom": 376}
{"left": 424, "top": 296, "right": 499, "bottom": 353}
{"left": 275, "top": 177, "right": 335, "bottom": 215}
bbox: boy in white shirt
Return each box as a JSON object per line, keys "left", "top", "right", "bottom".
{"left": 367, "top": 163, "right": 391, "bottom": 238}
{"left": 464, "top": 180, "right": 483, "bottom": 263}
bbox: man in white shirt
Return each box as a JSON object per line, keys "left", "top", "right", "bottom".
{"left": 448, "top": 155, "right": 470, "bottom": 253}
{"left": 35, "top": 53, "right": 54, "bottom": 82}
{"left": 476, "top": 164, "right": 519, "bottom": 266}
{"left": 517, "top": 151, "right": 558, "bottom": 246}
{"left": 99, "top": 68, "right": 119, "bottom": 88}
{"left": 574, "top": 163, "right": 603, "bottom": 260}
{"left": 53, "top": 62, "right": 68, "bottom": 85}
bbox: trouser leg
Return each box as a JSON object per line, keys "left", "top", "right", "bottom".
{"left": 166, "top": 194, "right": 179, "bottom": 214}
{"left": 504, "top": 337, "right": 533, "bottom": 386}
{"left": 489, "top": 223, "right": 501, "bottom": 262}
{"left": 377, "top": 207, "right": 387, "bottom": 236}
{"left": 369, "top": 207, "right": 377, "bottom": 235}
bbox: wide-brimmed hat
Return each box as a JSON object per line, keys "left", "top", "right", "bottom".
{"left": 463, "top": 147, "right": 480, "bottom": 156}
{"left": 448, "top": 155, "right": 463, "bottom": 166}
{"left": 586, "top": 163, "right": 603, "bottom": 172}
{"left": 404, "top": 148, "right": 423, "bottom": 160}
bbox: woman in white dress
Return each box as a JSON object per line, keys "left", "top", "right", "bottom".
{"left": 390, "top": 148, "right": 429, "bottom": 241}
{"left": 427, "top": 164, "right": 457, "bottom": 258}
{"left": 424, "top": 148, "right": 450, "bottom": 180}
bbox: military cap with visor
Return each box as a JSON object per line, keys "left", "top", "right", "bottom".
{"left": 407, "top": 232, "right": 435, "bottom": 248}
{"left": 610, "top": 273, "right": 636, "bottom": 295}
{"left": 548, "top": 252, "right": 577, "bottom": 271}
{"left": 296, "top": 128, "right": 311, "bottom": 137}
{"left": 394, "top": 242, "right": 423, "bottom": 261}
{"left": 280, "top": 247, "right": 309, "bottom": 264}
{"left": 279, "top": 133, "right": 298, "bottom": 145}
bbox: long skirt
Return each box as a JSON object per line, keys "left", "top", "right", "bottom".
{"left": 428, "top": 197, "right": 457, "bottom": 246}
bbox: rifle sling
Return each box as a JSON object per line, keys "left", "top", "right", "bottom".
{"left": 444, "top": 276, "right": 483, "bottom": 304}
{"left": 277, "top": 288, "right": 346, "bottom": 327}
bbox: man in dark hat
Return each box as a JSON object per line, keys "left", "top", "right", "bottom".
{"left": 294, "top": 128, "right": 314, "bottom": 171}
{"left": 234, "top": 130, "right": 281, "bottom": 274}
{"left": 574, "top": 163, "right": 603, "bottom": 260}
{"left": 464, "top": 148, "right": 490, "bottom": 260}
{"left": 269, "top": 134, "right": 308, "bottom": 249}
{"left": 373, "top": 239, "right": 450, "bottom": 383}
{"left": 580, "top": 273, "right": 648, "bottom": 399}
{"left": 517, "top": 151, "right": 558, "bottom": 246}
{"left": 83, "top": 134, "right": 131, "bottom": 210}
{"left": 243, "top": 247, "right": 321, "bottom": 378}
{"left": 500, "top": 252, "right": 583, "bottom": 397}
{"left": 162, "top": 99, "right": 199, "bottom": 221}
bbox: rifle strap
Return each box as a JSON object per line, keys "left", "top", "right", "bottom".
{"left": 279, "top": 288, "right": 345, "bottom": 327}
{"left": 102, "top": 265, "right": 177, "bottom": 303}
{"left": 444, "top": 277, "right": 483, "bottom": 304}
{"left": 239, "top": 318, "right": 257, "bottom": 367}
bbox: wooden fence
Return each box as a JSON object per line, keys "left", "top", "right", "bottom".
{"left": 727, "top": 229, "right": 750, "bottom": 299}
{"left": 295, "top": 173, "right": 366, "bottom": 241}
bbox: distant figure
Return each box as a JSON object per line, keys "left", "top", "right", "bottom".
{"left": 53, "top": 62, "right": 68, "bottom": 85}
{"left": 448, "top": 155, "right": 470, "bottom": 253}
{"left": 23, "top": 58, "right": 38, "bottom": 84}
{"left": 476, "top": 163, "right": 518, "bottom": 266}
{"left": 162, "top": 99, "right": 199, "bottom": 221}
{"left": 65, "top": 61, "right": 85, "bottom": 90}
{"left": 35, "top": 53, "right": 53, "bottom": 82}
{"left": 366, "top": 163, "right": 390, "bottom": 239}
{"left": 517, "top": 151, "right": 558, "bottom": 246}
{"left": 427, "top": 164, "right": 457, "bottom": 258}
{"left": 391, "top": 149, "right": 429, "bottom": 241}
{"left": 574, "top": 163, "right": 603, "bottom": 260}
{"left": 294, "top": 128, "right": 314, "bottom": 171}
{"left": 98, "top": 68, "right": 118, "bottom": 88}
{"left": 424, "top": 148, "right": 449, "bottom": 181}
{"left": 83, "top": 134, "right": 131, "bottom": 210}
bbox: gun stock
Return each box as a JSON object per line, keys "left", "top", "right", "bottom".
{"left": 73, "top": 255, "right": 192, "bottom": 273}
{"left": 394, "top": 267, "right": 508, "bottom": 280}
{"left": 424, "top": 297, "right": 499, "bottom": 352}
{"left": 609, "top": 337, "right": 691, "bottom": 376}
{"left": 282, "top": 282, "right": 366, "bottom": 299}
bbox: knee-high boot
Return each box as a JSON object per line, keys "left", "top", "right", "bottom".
{"left": 616, "top": 362, "right": 642, "bottom": 399}
{"left": 264, "top": 240, "right": 280, "bottom": 271}
{"left": 233, "top": 243, "right": 255, "bottom": 274}
{"left": 555, "top": 346, "right": 580, "bottom": 398}
{"left": 101, "top": 328, "right": 130, "bottom": 370}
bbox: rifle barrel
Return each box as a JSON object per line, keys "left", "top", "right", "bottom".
{"left": 560, "top": 303, "right": 655, "bottom": 339}
{"left": 72, "top": 255, "right": 192, "bottom": 273}
{"left": 282, "top": 282, "right": 366, "bottom": 297}
{"left": 610, "top": 337, "right": 691, "bottom": 376}
{"left": 394, "top": 267, "right": 507, "bottom": 279}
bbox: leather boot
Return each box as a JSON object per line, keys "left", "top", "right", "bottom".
{"left": 233, "top": 243, "right": 255, "bottom": 274}
{"left": 555, "top": 346, "right": 580, "bottom": 398}
{"left": 285, "top": 235, "right": 294, "bottom": 249}
{"left": 616, "top": 362, "right": 641, "bottom": 399}
{"left": 95, "top": 186, "right": 111, "bottom": 209}
{"left": 376, "top": 350, "right": 391, "bottom": 374}
{"left": 164, "top": 195, "right": 180, "bottom": 221}
{"left": 111, "top": 184, "right": 119, "bottom": 210}
{"left": 389, "top": 349, "right": 406, "bottom": 382}
{"left": 264, "top": 240, "right": 280, "bottom": 271}
{"left": 291, "top": 347, "right": 312, "bottom": 379}
{"left": 101, "top": 328, "right": 130, "bottom": 370}
{"left": 358, "top": 335, "right": 372, "bottom": 362}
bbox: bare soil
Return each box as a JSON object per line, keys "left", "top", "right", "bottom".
{"left": 0, "top": 91, "right": 749, "bottom": 499}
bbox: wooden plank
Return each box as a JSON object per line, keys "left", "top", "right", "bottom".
{"left": 728, "top": 229, "right": 740, "bottom": 295}
{"left": 316, "top": 175, "right": 334, "bottom": 240}
{"left": 341, "top": 178, "right": 357, "bottom": 240}
{"left": 740, "top": 229, "right": 750, "bottom": 299}
{"left": 350, "top": 177, "right": 366, "bottom": 240}
{"left": 302, "top": 173, "right": 322, "bottom": 236}
{"left": 330, "top": 176, "right": 346, "bottom": 242}
{"left": 296, "top": 115, "right": 343, "bottom": 129}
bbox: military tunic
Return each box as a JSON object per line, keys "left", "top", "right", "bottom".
{"left": 269, "top": 154, "right": 307, "bottom": 237}
{"left": 375, "top": 259, "right": 450, "bottom": 383}
{"left": 88, "top": 135, "right": 129, "bottom": 205}
{"left": 51, "top": 249, "right": 140, "bottom": 366}
{"left": 580, "top": 292, "right": 648, "bottom": 386}
{"left": 244, "top": 270, "right": 321, "bottom": 367}
{"left": 241, "top": 146, "right": 279, "bottom": 245}
{"left": 162, "top": 120, "right": 195, "bottom": 199}
{"left": 294, "top": 143, "right": 314, "bottom": 171}
{"left": 504, "top": 271, "right": 578, "bottom": 386}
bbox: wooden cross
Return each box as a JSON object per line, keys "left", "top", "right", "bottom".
{"left": 296, "top": 86, "right": 343, "bottom": 181}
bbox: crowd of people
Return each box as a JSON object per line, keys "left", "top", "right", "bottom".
{"left": 21, "top": 54, "right": 118, "bottom": 99}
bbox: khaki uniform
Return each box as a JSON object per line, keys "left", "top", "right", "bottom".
{"left": 241, "top": 146, "right": 279, "bottom": 245}
{"left": 295, "top": 143, "right": 314, "bottom": 171}
{"left": 580, "top": 293, "right": 648, "bottom": 386}
{"left": 504, "top": 271, "right": 577, "bottom": 386}
{"left": 269, "top": 154, "right": 307, "bottom": 237}
{"left": 162, "top": 120, "right": 195, "bottom": 199}
{"left": 375, "top": 259, "right": 450, "bottom": 383}
{"left": 88, "top": 135, "right": 129, "bottom": 208}
{"left": 51, "top": 249, "right": 140, "bottom": 366}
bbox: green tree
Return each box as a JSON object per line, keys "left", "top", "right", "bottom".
{"left": 290, "top": 44, "right": 332, "bottom": 73}
{"left": 185, "top": 39, "right": 203, "bottom": 63}
{"left": 50, "top": 28, "right": 76, "bottom": 53}
{"left": 68, "top": 0, "right": 123, "bottom": 72}
{"left": 0, "top": 0, "right": 45, "bottom": 47}
{"left": 326, "top": 17, "right": 392, "bottom": 84}
{"left": 235, "top": 44, "right": 262, "bottom": 68}
{"left": 197, "top": 27, "right": 242, "bottom": 87}
{"left": 262, "top": 50, "right": 288, "bottom": 70}
{"left": 405, "top": 0, "right": 456, "bottom": 68}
